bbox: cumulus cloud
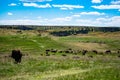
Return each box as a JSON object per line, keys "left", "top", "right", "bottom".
{"left": 76, "top": 19, "right": 101, "bottom": 26}
{"left": 111, "top": 0, "right": 120, "bottom": 5}
{"left": 23, "top": 3, "right": 84, "bottom": 9}
{"left": 23, "top": 3, "right": 51, "bottom": 8}
{"left": 95, "top": 16, "right": 120, "bottom": 26}
{"left": 20, "top": 0, "right": 52, "bottom": 2}
{"left": 92, "top": 0, "right": 103, "bottom": 3}
{"left": 7, "top": 12, "right": 13, "bottom": 16}
{"left": 92, "top": 5, "right": 120, "bottom": 11}
{"left": 1, "top": 14, "right": 120, "bottom": 26}
{"left": 52, "top": 4, "right": 84, "bottom": 10}
{"left": 106, "top": 16, "right": 120, "bottom": 26}
{"left": 96, "top": 18, "right": 110, "bottom": 22}
{"left": 8, "top": 3, "right": 17, "bottom": 6}
{"left": 50, "top": 17, "right": 72, "bottom": 23}
{"left": 79, "top": 12, "right": 105, "bottom": 15}
{"left": 75, "top": 16, "right": 120, "bottom": 27}
{"left": 93, "top": 0, "right": 120, "bottom": 11}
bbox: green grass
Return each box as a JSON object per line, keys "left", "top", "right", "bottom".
{"left": 0, "top": 54, "right": 120, "bottom": 80}
{"left": 0, "top": 29, "right": 120, "bottom": 80}
{"left": 54, "top": 67, "right": 120, "bottom": 80}
{"left": 0, "top": 35, "right": 68, "bottom": 54}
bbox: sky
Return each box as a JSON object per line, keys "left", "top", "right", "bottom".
{"left": 0, "top": 0, "right": 120, "bottom": 27}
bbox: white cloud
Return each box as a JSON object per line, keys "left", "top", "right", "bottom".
{"left": 1, "top": 14, "right": 120, "bottom": 27}
{"left": 52, "top": 4, "right": 84, "bottom": 10}
{"left": 60, "top": 8, "right": 68, "bottom": 10}
{"left": 23, "top": 3, "right": 84, "bottom": 9}
{"left": 8, "top": 3, "right": 17, "bottom": 6}
{"left": 96, "top": 16, "right": 120, "bottom": 26}
{"left": 79, "top": 12, "right": 105, "bottom": 15}
{"left": 20, "top": 0, "right": 52, "bottom": 2}
{"left": 50, "top": 17, "right": 72, "bottom": 22}
{"left": 23, "top": 3, "right": 51, "bottom": 8}
{"left": 92, "top": 5, "right": 120, "bottom": 10}
{"left": 7, "top": 12, "right": 13, "bottom": 16}
{"left": 72, "top": 14, "right": 81, "bottom": 17}
{"left": 106, "top": 16, "right": 120, "bottom": 26}
{"left": 76, "top": 19, "right": 102, "bottom": 26}
{"left": 96, "top": 18, "right": 110, "bottom": 22}
{"left": 111, "top": 0, "right": 120, "bottom": 5}
{"left": 0, "top": 16, "right": 120, "bottom": 26}
{"left": 92, "top": 0, "right": 103, "bottom": 3}
{"left": 0, "top": 19, "right": 44, "bottom": 25}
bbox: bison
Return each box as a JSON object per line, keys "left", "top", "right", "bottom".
{"left": 82, "top": 50, "right": 88, "bottom": 55}
{"left": 51, "top": 49, "right": 57, "bottom": 53}
{"left": 45, "top": 49, "right": 50, "bottom": 56}
{"left": 105, "top": 50, "right": 111, "bottom": 54}
{"left": 92, "top": 50, "right": 98, "bottom": 54}
{"left": 62, "top": 54, "right": 67, "bottom": 56}
{"left": 117, "top": 51, "right": 120, "bottom": 54}
{"left": 11, "top": 50, "right": 22, "bottom": 63}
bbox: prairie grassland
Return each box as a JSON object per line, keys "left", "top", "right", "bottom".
{"left": 0, "top": 29, "right": 120, "bottom": 80}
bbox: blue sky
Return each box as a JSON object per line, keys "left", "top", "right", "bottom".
{"left": 0, "top": 0, "right": 120, "bottom": 26}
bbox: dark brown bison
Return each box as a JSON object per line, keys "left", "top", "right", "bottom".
{"left": 11, "top": 50, "right": 22, "bottom": 63}
{"left": 51, "top": 49, "right": 57, "bottom": 53}
{"left": 64, "top": 48, "right": 74, "bottom": 53}
{"left": 105, "top": 50, "right": 111, "bottom": 54}
{"left": 118, "top": 55, "right": 120, "bottom": 58}
{"left": 92, "top": 50, "right": 98, "bottom": 54}
{"left": 62, "top": 54, "right": 67, "bottom": 56}
{"left": 82, "top": 50, "right": 88, "bottom": 55}
{"left": 117, "top": 51, "right": 120, "bottom": 54}
{"left": 64, "top": 50, "right": 70, "bottom": 53}
{"left": 58, "top": 50, "right": 63, "bottom": 53}
{"left": 45, "top": 49, "right": 50, "bottom": 56}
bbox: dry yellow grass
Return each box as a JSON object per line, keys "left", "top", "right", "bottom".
{"left": 67, "top": 42, "right": 108, "bottom": 51}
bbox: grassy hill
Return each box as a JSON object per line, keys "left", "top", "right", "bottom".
{"left": 0, "top": 28, "right": 120, "bottom": 80}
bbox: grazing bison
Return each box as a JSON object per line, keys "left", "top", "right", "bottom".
{"left": 105, "top": 50, "right": 111, "bottom": 54}
{"left": 82, "top": 50, "right": 88, "bottom": 55}
{"left": 118, "top": 55, "right": 120, "bottom": 58}
{"left": 92, "top": 50, "right": 98, "bottom": 54}
{"left": 62, "top": 54, "right": 67, "bottom": 56}
{"left": 58, "top": 50, "right": 63, "bottom": 53}
{"left": 11, "top": 50, "right": 22, "bottom": 63}
{"left": 45, "top": 49, "right": 50, "bottom": 56}
{"left": 64, "top": 48, "right": 74, "bottom": 54}
{"left": 117, "top": 51, "right": 120, "bottom": 54}
{"left": 51, "top": 49, "right": 57, "bottom": 53}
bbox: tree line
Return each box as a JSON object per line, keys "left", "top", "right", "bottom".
{"left": 50, "top": 27, "right": 120, "bottom": 36}
{"left": 0, "top": 25, "right": 120, "bottom": 36}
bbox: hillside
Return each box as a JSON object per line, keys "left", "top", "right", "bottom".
{"left": 0, "top": 27, "right": 120, "bottom": 80}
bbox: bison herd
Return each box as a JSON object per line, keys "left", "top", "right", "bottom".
{"left": 45, "top": 48, "right": 117, "bottom": 56}
{"left": 44, "top": 48, "right": 120, "bottom": 58}
{"left": 3, "top": 48, "right": 119, "bottom": 64}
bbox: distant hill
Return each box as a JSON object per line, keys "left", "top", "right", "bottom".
{"left": 0, "top": 25, "right": 120, "bottom": 36}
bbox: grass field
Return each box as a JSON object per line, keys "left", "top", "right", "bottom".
{"left": 0, "top": 29, "right": 120, "bottom": 80}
